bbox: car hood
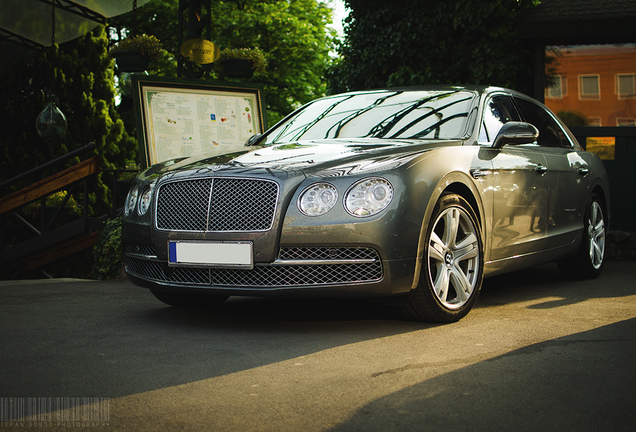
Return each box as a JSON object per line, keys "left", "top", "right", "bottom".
{"left": 139, "top": 139, "right": 461, "bottom": 182}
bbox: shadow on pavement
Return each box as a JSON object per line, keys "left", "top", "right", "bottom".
{"left": 327, "top": 317, "right": 636, "bottom": 432}
{"left": 0, "top": 280, "right": 429, "bottom": 400}
{"left": 1, "top": 260, "right": 633, "bottom": 421}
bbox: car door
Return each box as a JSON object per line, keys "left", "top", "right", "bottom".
{"left": 513, "top": 96, "right": 589, "bottom": 248}
{"left": 479, "top": 94, "right": 551, "bottom": 262}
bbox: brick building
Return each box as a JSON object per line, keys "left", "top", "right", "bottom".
{"left": 544, "top": 44, "right": 636, "bottom": 127}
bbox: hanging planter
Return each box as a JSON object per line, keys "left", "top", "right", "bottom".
{"left": 214, "top": 47, "right": 268, "bottom": 79}
{"left": 221, "top": 59, "right": 254, "bottom": 78}
{"left": 109, "top": 35, "right": 163, "bottom": 73}
{"left": 112, "top": 49, "right": 150, "bottom": 72}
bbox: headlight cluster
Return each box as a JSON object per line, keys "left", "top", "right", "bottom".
{"left": 298, "top": 183, "right": 338, "bottom": 216}
{"left": 345, "top": 178, "right": 394, "bottom": 217}
{"left": 124, "top": 184, "right": 154, "bottom": 216}
{"left": 298, "top": 177, "right": 393, "bottom": 218}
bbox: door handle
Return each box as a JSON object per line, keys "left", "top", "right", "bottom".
{"left": 578, "top": 167, "right": 589, "bottom": 176}
{"left": 535, "top": 165, "right": 548, "bottom": 174}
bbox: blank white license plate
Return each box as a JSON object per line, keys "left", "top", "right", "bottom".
{"left": 168, "top": 241, "right": 253, "bottom": 268}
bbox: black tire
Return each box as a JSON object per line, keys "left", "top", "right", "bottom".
{"left": 558, "top": 193, "right": 606, "bottom": 279}
{"left": 150, "top": 290, "right": 229, "bottom": 308}
{"left": 393, "top": 193, "right": 484, "bottom": 323}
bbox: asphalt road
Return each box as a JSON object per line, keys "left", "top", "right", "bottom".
{"left": 1, "top": 261, "right": 635, "bottom": 431}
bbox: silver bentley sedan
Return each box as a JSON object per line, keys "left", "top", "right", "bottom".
{"left": 122, "top": 86, "right": 610, "bottom": 322}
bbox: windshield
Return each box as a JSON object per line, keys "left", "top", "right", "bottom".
{"left": 264, "top": 89, "right": 477, "bottom": 144}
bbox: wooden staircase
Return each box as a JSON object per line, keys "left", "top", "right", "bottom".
{"left": 0, "top": 155, "right": 111, "bottom": 279}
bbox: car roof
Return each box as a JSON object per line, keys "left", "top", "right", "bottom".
{"left": 332, "top": 85, "right": 531, "bottom": 100}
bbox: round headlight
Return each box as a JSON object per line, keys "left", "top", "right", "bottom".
{"left": 345, "top": 178, "right": 394, "bottom": 217}
{"left": 124, "top": 184, "right": 139, "bottom": 216}
{"left": 298, "top": 183, "right": 338, "bottom": 216}
{"left": 137, "top": 186, "right": 153, "bottom": 216}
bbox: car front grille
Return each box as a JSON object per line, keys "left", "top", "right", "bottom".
{"left": 125, "top": 247, "right": 383, "bottom": 287}
{"left": 156, "top": 178, "right": 278, "bottom": 232}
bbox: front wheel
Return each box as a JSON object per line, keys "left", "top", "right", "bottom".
{"left": 393, "top": 193, "right": 484, "bottom": 323}
{"left": 558, "top": 194, "right": 606, "bottom": 279}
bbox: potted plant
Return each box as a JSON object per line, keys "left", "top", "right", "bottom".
{"left": 215, "top": 47, "right": 268, "bottom": 78}
{"left": 109, "top": 34, "right": 163, "bottom": 72}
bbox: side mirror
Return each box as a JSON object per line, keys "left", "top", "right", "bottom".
{"left": 492, "top": 122, "right": 539, "bottom": 149}
{"left": 244, "top": 133, "right": 262, "bottom": 147}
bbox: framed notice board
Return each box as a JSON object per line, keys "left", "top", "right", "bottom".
{"left": 132, "top": 76, "right": 267, "bottom": 168}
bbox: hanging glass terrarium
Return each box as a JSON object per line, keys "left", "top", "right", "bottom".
{"left": 35, "top": 96, "right": 67, "bottom": 139}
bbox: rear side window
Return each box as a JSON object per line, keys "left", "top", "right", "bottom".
{"left": 514, "top": 98, "right": 571, "bottom": 148}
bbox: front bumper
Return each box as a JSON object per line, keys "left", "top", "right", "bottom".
{"left": 124, "top": 243, "right": 416, "bottom": 297}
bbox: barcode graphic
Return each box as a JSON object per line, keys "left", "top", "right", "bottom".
{"left": 0, "top": 397, "right": 110, "bottom": 424}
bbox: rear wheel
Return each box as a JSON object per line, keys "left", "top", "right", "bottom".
{"left": 558, "top": 194, "right": 606, "bottom": 279}
{"left": 394, "top": 193, "right": 483, "bottom": 323}
{"left": 151, "top": 290, "right": 229, "bottom": 308}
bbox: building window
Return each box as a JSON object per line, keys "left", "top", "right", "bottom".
{"left": 616, "top": 74, "right": 635, "bottom": 99}
{"left": 587, "top": 116, "right": 602, "bottom": 127}
{"left": 616, "top": 117, "right": 636, "bottom": 126}
{"left": 547, "top": 75, "right": 566, "bottom": 99}
{"left": 579, "top": 75, "right": 600, "bottom": 100}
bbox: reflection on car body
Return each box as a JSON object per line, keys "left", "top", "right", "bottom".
{"left": 122, "top": 86, "right": 610, "bottom": 322}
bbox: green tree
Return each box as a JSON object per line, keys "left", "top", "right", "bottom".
{"left": 109, "top": 0, "right": 337, "bottom": 124}
{"left": 0, "top": 26, "right": 137, "bottom": 196}
{"left": 328, "top": 0, "right": 538, "bottom": 94}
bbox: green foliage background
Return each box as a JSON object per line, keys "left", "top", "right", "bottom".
{"left": 0, "top": 26, "right": 137, "bottom": 195}
{"left": 328, "top": 0, "right": 539, "bottom": 94}
{"left": 109, "top": 0, "right": 337, "bottom": 125}
{"left": 90, "top": 216, "right": 123, "bottom": 280}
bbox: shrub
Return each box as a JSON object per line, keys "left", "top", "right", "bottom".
{"left": 91, "top": 216, "right": 123, "bottom": 280}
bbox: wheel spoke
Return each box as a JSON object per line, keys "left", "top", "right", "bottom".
{"left": 593, "top": 218, "right": 605, "bottom": 237}
{"left": 449, "top": 265, "right": 472, "bottom": 303}
{"left": 429, "top": 231, "right": 446, "bottom": 262}
{"left": 443, "top": 208, "right": 460, "bottom": 248}
{"left": 591, "top": 242, "right": 603, "bottom": 265}
{"left": 454, "top": 232, "right": 478, "bottom": 261}
{"left": 433, "top": 265, "right": 451, "bottom": 303}
{"left": 590, "top": 202, "right": 599, "bottom": 226}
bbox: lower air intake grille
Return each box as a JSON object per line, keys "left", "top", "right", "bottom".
{"left": 125, "top": 247, "right": 383, "bottom": 287}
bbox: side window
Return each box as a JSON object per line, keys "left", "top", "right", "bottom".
{"left": 514, "top": 97, "right": 570, "bottom": 148}
{"left": 479, "top": 95, "right": 521, "bottom": 144}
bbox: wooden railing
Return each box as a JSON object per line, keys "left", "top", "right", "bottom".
{"left": 0, "top": 149, "right": 112, "bottom": 279}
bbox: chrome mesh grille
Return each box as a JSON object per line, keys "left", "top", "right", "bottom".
{"left": 125, "top": 247, "right": 383, "bottom": 287}
{"left": 208, "top": 262, "right": 382, "bottom": 286}
{"left": 124, "top": 244, "right": 157, "bottom": 257}
{"left": 208, "top": 178, "right": 278, "bottom": 231}
{"left": 157, "top": 179, "right": 212, "bottom": 231}
{"left": 279, "top": 247, "right": 379, "bottom": 261}
{"left": 126, "top": 257, "right": 210, "bottom": 285}
{"left": 156, "top": 178, "right": 278, "bottom": 232}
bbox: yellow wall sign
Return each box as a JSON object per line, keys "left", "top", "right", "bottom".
{"left": 586, "top": 137, "right": 615, "bottom": 160}
{"left": 180, "top": 39, "right": 220, "bottom": 64}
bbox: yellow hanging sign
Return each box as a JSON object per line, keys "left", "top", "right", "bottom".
{"left": 180, "top": 39, "right": 220, "bottom": 64}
